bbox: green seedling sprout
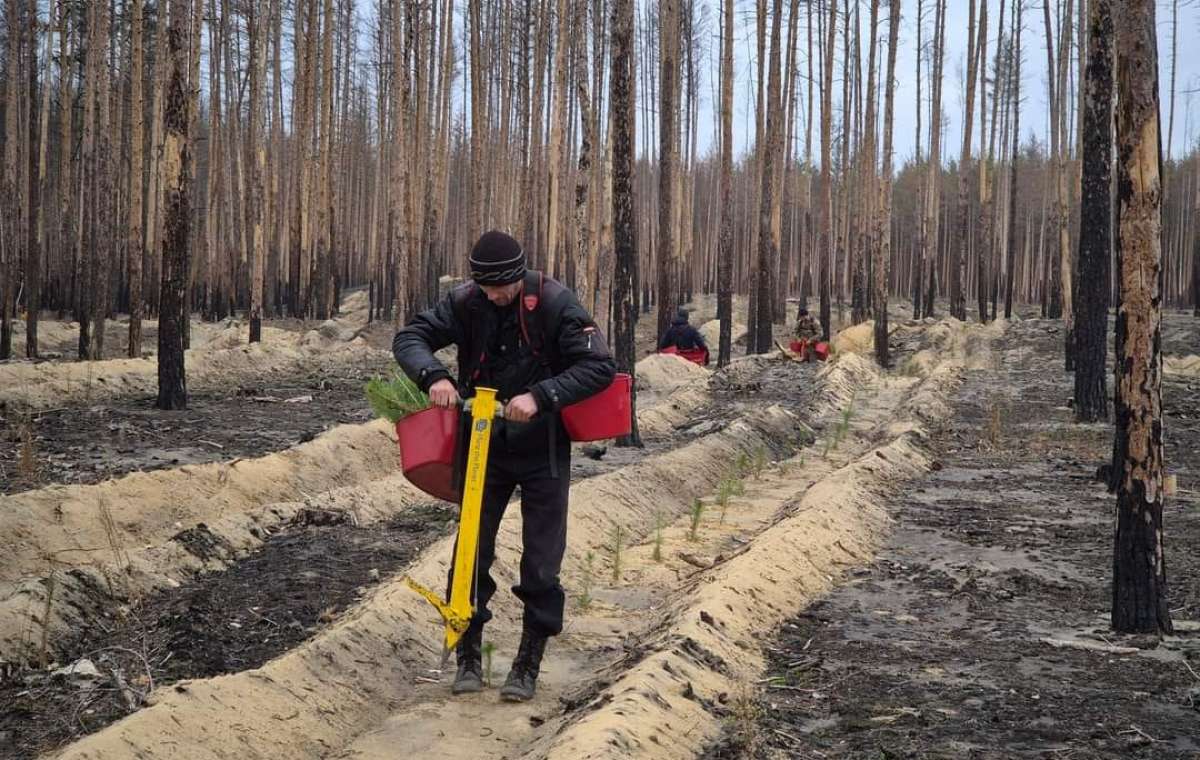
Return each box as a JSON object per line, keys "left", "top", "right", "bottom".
{"left": 717, "top": 479, "right": 735, "bottom": 524}
{"left": 689, "top": 498, "right": 705, "bottom": 541}
{"left": 652, "top": 512, "right": 664, "bottom": 563}
{"left": 482, "top": 641, "right": 495, "bottom": 685}
{"left": 611, "top": 525, "right": 624, "bottom": 583}
{"left": 753, "top": 445, "right": 768, "bottom": 479}
{"left": 578, "top": 551, "right": 595, "bottom": 609}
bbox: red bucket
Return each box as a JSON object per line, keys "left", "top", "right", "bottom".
{"left": 562, "top": 373, "right": 632, "bottom": 442}
{"left": 661, "top": 346, "right": 708, "bottom": 366}
{"left": 395, "top": 406, "right": 460, "bottom": 502}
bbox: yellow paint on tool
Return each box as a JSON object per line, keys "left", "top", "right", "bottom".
{"left": 404, "top": 387, "right": 499, "bottom": 653}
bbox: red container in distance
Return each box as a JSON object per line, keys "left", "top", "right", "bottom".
{"left": 788, "top": 339, "right": 831, "bottom": 362}
{"left": 660, "top": 345, "right": 709, "bottom": 366}
{"left": 395, "top": 406, "right": 460, "bottom": 502}
{"left": 562, "top": 373, "right": 633, "bottom": 442}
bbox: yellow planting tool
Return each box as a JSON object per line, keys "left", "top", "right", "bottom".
{"left": 405, "top": 387, "right": 500, "bottom": 656}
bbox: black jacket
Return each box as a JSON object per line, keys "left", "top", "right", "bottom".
{"left": 392, "top": 272, "right": 616, "bottom": 415}
{"left": 658, "top": 319, "right": 707, "bottom": 351}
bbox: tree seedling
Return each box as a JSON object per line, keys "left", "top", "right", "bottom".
{"left": 652, "top": 512, "right": 664, "bottom": 563}
{"left": 482, "top": 641, "right": 495, "bottom": 685}
{"left": 689, "top": 498, "right": 705, "bottom": 541}
{"left": 578, "top": 551, "right": 595, "bottom": 609}
{"left": 752, "top": 445, "right": 768, "bottom": 479}
{"left": 610, "top": 525, "right": 624, "bottom": 583}
{"left": 735, "top": 451, "right": 750, "bottom": 477}
{"left": 717, "top": 478, "right": 738, "bottom": 524}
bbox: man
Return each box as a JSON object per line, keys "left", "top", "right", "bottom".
{"left": 657, "top": 308, "right": 709, "bottom": 364}
{"left": 393, "top": 230, "right": 615, "bottom": 702}
{"left": 793, "top": 308, "right": 821, "bottom": 362}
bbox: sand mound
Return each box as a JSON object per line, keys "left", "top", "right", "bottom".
{"left": 1166, "top": 354, "right": 1200, "bottom": 377}
{"left": 0, "top": 334, "right": 383, "bottom": 411}
{"left": 635, "top": 352, "right": 710, "bottom": 393}
{"left": 832, "top": 321, "right": 875, "bottom": 355}
{"left": 0, "top": 419, "right": 403, "bottom": 663}
{"left": 699, "top": 319, "right": 747, "bottom": 346}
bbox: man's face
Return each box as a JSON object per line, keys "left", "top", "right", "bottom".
{"left": 479, "top": 281, "right": 523, "bottom": 307}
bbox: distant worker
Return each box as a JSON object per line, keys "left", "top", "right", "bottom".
{"left": 392, "top": 230, "right": 615, "bottom": 702}
{"left": 657, "top": 308, "right": 709, "bottom": 365}
{"left": 793, "top": 308, "right": 821, "bottom": 362}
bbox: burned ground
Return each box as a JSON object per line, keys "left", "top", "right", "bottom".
{"left": 0, "top": 359, "right": 391, "bottom": 495}
{"left": 0, "top": 502, "right": 454, "bottom": 759}
{"left": 708, "top": 316, "right": 1200, "bottom": 759}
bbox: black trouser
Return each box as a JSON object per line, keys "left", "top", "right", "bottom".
{"left": 447, "top": 420, "right": 571, "bottom": 639}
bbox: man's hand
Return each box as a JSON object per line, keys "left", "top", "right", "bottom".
{"left": 504, "top": 393, "right": 539, "bottom": 423}
{"left": 428, "top": 379, "right": 460, "bottom": 409}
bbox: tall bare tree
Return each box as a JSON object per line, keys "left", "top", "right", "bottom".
{"left": 754, "top": 0, "right": 783, "bottom": 353}
{"left": 1, "top": 0, "right": 25, "bottom": 360}
{"left": 657, "top": 0, "right": 680, "bottom": 339}
{"left": 158, "top": 0, "right": 194, "bottom": 410}
{"left": 1043, "top": 0, "right": 1075, "bottom": 362}
{"left": 1004, "top": 0, "right": 1023, "bottom": 319}
{"left": 1110, "top": 0, "right": 1170, "bottom": 636}
{"left": 573, "top": 0, "right": 595, "bottom": 314}
{"left": 951, "top": 0, "right": 979, "bottom": 320}
{"left": 717, "top": 0, "right": 734, "bottom": 366}
{"left": 874, "top": 0, "right": 900, "bottom": 367}
{"left": 127, "top": 0, "right": 147, "bottom": 356}
{"left": 611, "top": 0, "right": 641, "bottom": 447}
{"left": 1074, "top": 0, "right": 1112, "bottom": 422}
{"left": 819, "top": 0, "right": 837, "bottom": 340}
{"left": 248, "top": 0, "right": 267, "bottom": 341}
{"left": 920, "top": 0, "right": 946, "bottom": 319}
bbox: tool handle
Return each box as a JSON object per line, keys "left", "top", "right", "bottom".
{"left": 462, "top": 397, "right": 505, "bottom": 418}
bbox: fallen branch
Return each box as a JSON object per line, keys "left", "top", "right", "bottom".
{"left": 1040, "top": 637, "right": 1139, "bottom": 655}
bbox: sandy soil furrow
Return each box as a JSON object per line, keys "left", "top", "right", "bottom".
{"left": 1, "top": 364, "right": 719, "bottom": 668}
{"left": 38, "top": 317, "right": 995, "bottom": 760}
{"left": 46, "top": 398, "right": 808, "bottom": 759}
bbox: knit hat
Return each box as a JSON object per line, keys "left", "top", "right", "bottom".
{"left": 469, "top": 231, "right": 527, "bottom": 285}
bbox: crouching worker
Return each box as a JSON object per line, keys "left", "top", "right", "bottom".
{"left": 793, "top": 308, "right": 821, "bottom": 362}
{"left": 658, "top": 308, "right": 709, "bottom": 365}
{"left": 392, "top": 230, "right": 616, "bottom": 702}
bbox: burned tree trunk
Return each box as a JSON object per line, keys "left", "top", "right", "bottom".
{"left": 754, "top": 0, "right": 783, "bottom": 354}
{"left": 657, "top": 0, "right": 680, "bottom": 341}
{"left": 1074, "top": 0, "right": 1113, "bottom": 423}
{"left": 611, "top": 0, "right": 641, "bottom": 448}
{"left": 819, "top": 0, "right": 837, "bottom": 340}
{"left": 952, "top": 0, "right": 979, "bottom": 321}
{"left": 248, "top": 0, "right": 267, "bottom": 341}
{"left": 1110, "top": 0, "right": 1171, "bottom": 636}
{"left": 157, "top": 0, "right": 193, "bottom": 411}
{"left": 717, "top": 0, "right": 734, "bottom": 366}
{"left": 1004, "top": 0, "right": 1023, "bottom": 319}
{"left": 875, "top": 0, "right": 900, "bottom": 367}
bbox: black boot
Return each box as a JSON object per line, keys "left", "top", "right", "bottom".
{"left": 500, "top": 628, "right": 548, "bottom": 702}
{"left": 451, "top": 627, "right": 484, "bottom": 695}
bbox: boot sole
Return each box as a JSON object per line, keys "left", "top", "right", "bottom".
{"left": 499, "top": 689, "right": 534, "bottom": 702}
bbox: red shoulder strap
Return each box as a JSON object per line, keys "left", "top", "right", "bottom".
{"left": 518, "top": 271, "right": 546, "bottom": 356}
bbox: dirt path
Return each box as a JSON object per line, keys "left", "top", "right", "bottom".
{"left": 717, "top": 317, "right": 1200, "bottom": 759}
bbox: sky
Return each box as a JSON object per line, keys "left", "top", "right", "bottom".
{"left": 698, "top": 0, "right": 1200, "bottom": 164}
